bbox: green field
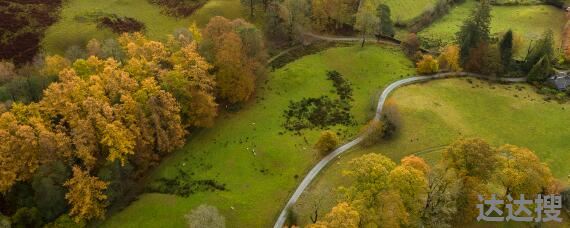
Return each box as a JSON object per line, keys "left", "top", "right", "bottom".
{"left": 418, "top": 0, "right": 566, "bottom": 54}
{"left": 294, "top": 78, "right": 570, "bottom": 226}
{"left": 378, "top": 0, "right": 439, "bottom": 23}
{"left": 103, "top": 45, "right": 415, "bottom": 227}
{"left": 41, "top": 0, "right": 260, "bottom": 55}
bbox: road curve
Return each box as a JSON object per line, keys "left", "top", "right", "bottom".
{"left": 273, "top": 72, "right": 526, "bottom": 228}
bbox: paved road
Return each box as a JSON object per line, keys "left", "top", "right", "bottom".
{"left": 273, "top": 72, "right": 526, "bottom": 228}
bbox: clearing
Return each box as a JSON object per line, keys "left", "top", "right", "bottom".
{"left": 418, "top": 0, "right": 566, "bottom": 55}
{"left": 294, "top": 78, "right": 570, "bottom": 226}
{"left": 41, "top": 0, "right": 260, "bottom": 55}
{"left": 103, "top": 45, "right": 415, "bottom": 227}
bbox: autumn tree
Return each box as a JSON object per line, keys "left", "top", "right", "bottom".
{"left": 308, "top": 202, "right": 360, "bottom": 228}
{"left": 185, "top": 204, "right": 226, "bottom": 228}
{"left": 464, "top": 42, "right": 488, "bottom": 73}
{"left": 360, "top": 119, "right": 387, "bottom": 147}
{"left": 119, "top": 32, "right": 218, "bottom": 127}
{"left": 41, "top": 55, "right": 71, "bottom": 77}
{"left": 401, "top": 155, "right": 430, "bottom": 175}
{"left": 376, "top": 4, "right": 395, "bottom": 38}
{"left": 354, "top": 0, "right": 379, "bottom": 47}
{"left": 416, "top": 55, "right": 439, "bottom": 75}
{"left": 314, "top": 130, "right": 340, "bottom": 156}
{"left": 202, "top": 17, "right": 267, "bottom": 104}
{"left": 438, "top": 45, "right": 462, "bottom": 72}
{"left": 402, "top": 33, "right": 420, "bottom": 59}
{"left": 389, "top": 165, "right": 428, "bottom": 226}
{"left": 342, "top": 153, "right": 409, "bottom": 227}
{"left": 442, "top": 138, "right": 498, "bottom": 222}
{"left": 496, "top": 145, "right": 554, "bottom": 198}
{"left": 64, "top": 166, "right": 108, "bottom": 222}
{"left": 0, "top": 104, "right": 67, "bottom": 193}
{"left": 311, "top": 0, "right": 358, "bottom": 31}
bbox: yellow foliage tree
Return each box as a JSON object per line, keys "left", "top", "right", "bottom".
{"left": 389, "top": 165, "right": 428, "bottom": 225}
{"left": 416, "top": 55, "right": 439, "bottom": 75}
{"left": 438, "top": 45, "right": 462, "bottom": 72}
{"left": 496, "top": 144, "right": 554, "bottom": 197}
{"left": 309, "top": 202, "right": 360, "bottom": 228}
{"left": 314, "top": 130, "right": 340, "bottom": 156}
{"left": 400, "top": 155, "right": 430, "bottom": 175}
{"left": 64, "top": 166, "right": 109, "bottom": 222}
{"left": 42, "top": 55, "right": 71, "bottom": 76}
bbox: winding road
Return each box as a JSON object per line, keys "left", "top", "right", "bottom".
{"left": 273, "top": 72, "right": 527, "bottom": 228}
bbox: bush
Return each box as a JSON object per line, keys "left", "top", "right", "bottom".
{"left": 438, "top": 45, "right": 462, "bottom": 72}
{"left": 402, "top": 33, "right": 420, "bottom": 59}
{"left": 314, "top": 130, "right": 340, "bottom": 156}
{"left": 98, "top": 15, "right": 145, "bottom": 34}
{"left": 416, "top": 55, "right": 439, "bottom": 75}
{"left": 361, "top": 119, "right": 389, "bottom": 147}
{"left": 0, "top": 214, "right": 10, "bottom": 228}
{"left": 11, "top": 207, "right": 43, "bottom": 228}
{"left": 44, "top": 215, "right": 85, "bottom": 228}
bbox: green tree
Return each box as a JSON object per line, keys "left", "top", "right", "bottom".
{"left": 457, "top": 0, "right": 491, "bottom": 64}
{"left": 376, "top": 4, "right": 394, "bottom": 38}
{"left": 354, "top": 0, "right": 379, "bottom": 47}
{"left": 482, "top": 44, "right": 503, "bottom": 76}
{"left": 524, "top": 30, "right": 554, "bottom": 76}
{"left": 499, "top": 30, "right": 513, "bottom": 69}
{"left": 527, "top": 55, "right": 554, "bottom": 82}
{"left": 280, "top": 0, "right": 310, "bottom": 42}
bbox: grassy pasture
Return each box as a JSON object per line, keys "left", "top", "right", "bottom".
{"left": 378, "top": 0, "right": 439, "bottom": 23}
{"left": 294, "top": 78, "right": 570, "bottom": 226}
{"left": 418, "top": 0, "right": 566, "bottom": 56}
{"left": 103, "top": 45, "right": 415, "bottom": 227}
{"left": 41, "top": 0, "right": 261, "bottom": 55}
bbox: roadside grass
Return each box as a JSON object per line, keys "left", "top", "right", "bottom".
{"left": 294, "top": 78, "right": 570, "bottom": 226}
{"left": 41, "top": 0, "right": 261, "bottom": 55}
{"left": 417, "top": 0, "right": 566, "bottom": 56}
{"left": 102, "top": 45, "right": 415, "bottom": 227}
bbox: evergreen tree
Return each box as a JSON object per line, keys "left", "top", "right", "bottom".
{"left": 527, "top": 55, "right": 554, "bottom": 82}
{"left": 524, "top": 30, "right": 554, "bottom": 73}
{"left": 376, "top": 4, "right": 395, "bottom": 38}
{"left": 456, "top": 0, "right": 491, "bottom": 64}
{"left": 499, "top": 30, "right": 513, "bottom": 69}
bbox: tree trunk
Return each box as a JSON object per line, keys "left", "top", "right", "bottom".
{"left": 250, "top": 0, "right": 254, "bottom": 17}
